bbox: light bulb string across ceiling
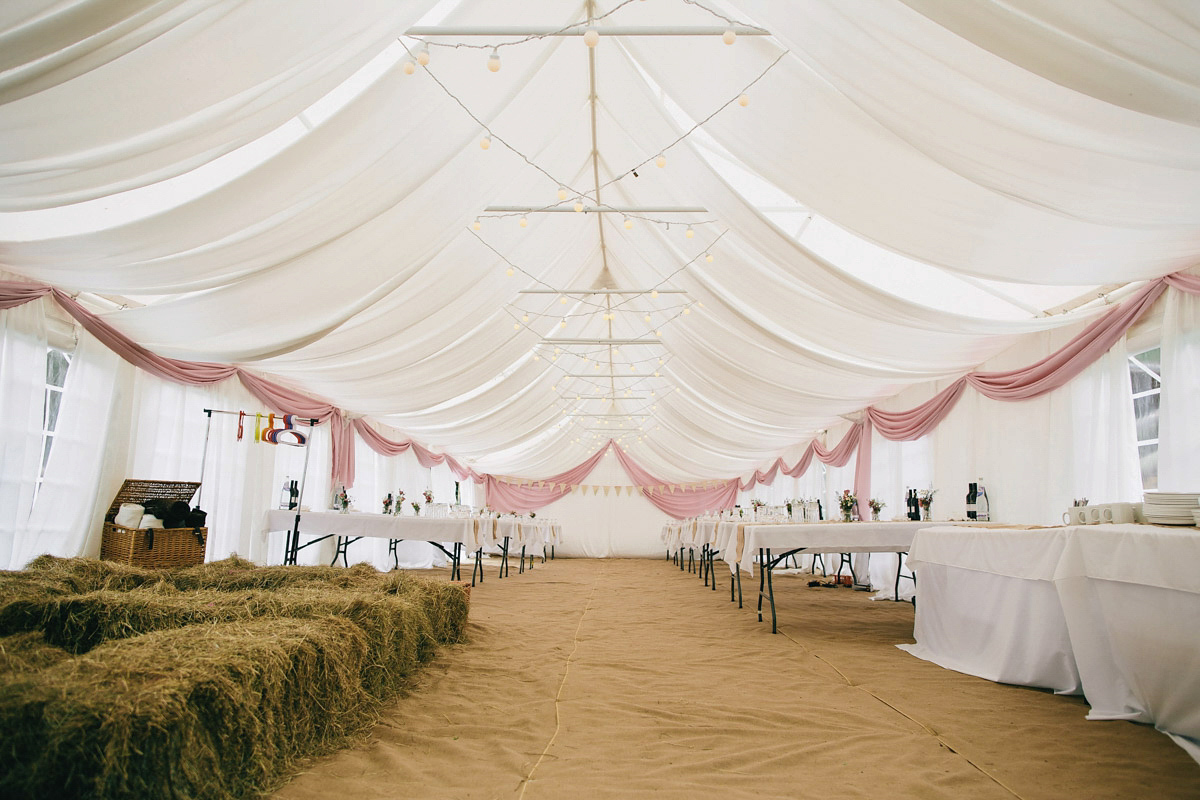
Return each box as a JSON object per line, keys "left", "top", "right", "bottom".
{"left": 398, "top": 31, "right": 785, "bottom": 221}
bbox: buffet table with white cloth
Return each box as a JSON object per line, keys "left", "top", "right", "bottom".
{"left": 901, "top": 523, "right": 1200, "bottom": 763}
{"left": 264, "top": 509, "right": 485, "bottom": 582}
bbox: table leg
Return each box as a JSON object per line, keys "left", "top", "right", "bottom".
{"left": 388, "top": 539, "right": 399, "bottom": 570}
{"left": 519, "top": 545, "right": 526, "bottom": 574}
{"left": 472, "top": 548, "right": 483, "bottom": 587}
{"left": 757, "top": 548, "right": 766, "bottom": 621}
{"left": 766, "top": 552, "right": 778, "bottom": 634}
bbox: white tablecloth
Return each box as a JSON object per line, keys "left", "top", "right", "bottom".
{"left": 902, "top": 523, "right": 1200, "bottom": 762}
{"left": 721, "top": 520, "right": 963, "bottom": 577}
{"left": 265, "top": 509, "right": 484, "bottom": 550}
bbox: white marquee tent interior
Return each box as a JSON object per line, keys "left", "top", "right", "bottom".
{"left": 0, "top": 0, "right": 1198, "bottom": 572}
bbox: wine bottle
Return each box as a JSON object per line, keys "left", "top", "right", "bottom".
{"left": 967, "top": 482, "right": 977, "bottom": 520}
{"left": 976, "top": 479, "right": 990, "bottom": 521}
{"left": 289, "top": 479, "right": 299, "bottom": 510}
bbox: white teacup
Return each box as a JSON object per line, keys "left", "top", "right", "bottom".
{"left": 1062, "top": 507, "right": 1089, "bottom": 525}
{"left": 1087, "top": 506, "right": 1107, "bottom": 524}
{"left": 1102, "top": 502, "right": 1135, "bottom": 524}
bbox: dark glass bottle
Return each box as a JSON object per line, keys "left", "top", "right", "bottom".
{"left": 967, "top": 482, "right": 977, "bottom": 520}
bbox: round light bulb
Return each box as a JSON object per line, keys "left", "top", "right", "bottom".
{"left": 624, "top": 217, "right": 633, "bottom": 229}
{"left": 519, "top": 216, "right": 528, "bottom": 228}
{"left": 651, "top": 289, "right": 659, "bottom": 299}
{"left": 505, "top": 267, "right": 514, "bottom": 277}
{"left": 513, "top": 322, "right": 520, "bottom": 330}
{"left": 723, "top": 29, "right": 736, "bottom": 45}
{"left": 655, "top": 330, "right": 662, "bottom": 337}
{"left": 583, "top": 28, "right": 599, "bottom": 47}
{"left": 738, "top": 93, "right": 749, "bottom": 107}
{"left": 417, "top": 47, "right": 430, "bottom": 66}
{"left": 480, "top": 136, "right": 491, "bottom": 150}
{"left": 472, "top": 219, "right": 481, "bottom": 231}
{"left": 403, "top": 59, "right": 416, "bottom": 75}
{"left": 521, "top": 314, "right": 530, "bottom": 322}
{"left": 554, "top": 347, "right": 561, "bottom": 354}
{"left": 561, "top": 319, "right": 567, "bottom": 328}
{"left": 658, "top": 358, "right": 664, "bottom": 365}
{"left": 705, "top": 253, "right": 714, "bottom": 263}
{"left": 655, "top": 154, "right": 666, "bottom": 168}
{"left": 559, "top": 296, "right": 567, "bottom": 305}
{"left": 487, "top": 49, "right": 501, "bottom": 72}
{"left": 643, "top": 314, "right": 651, "bottom": 322}
{"left": 683, "top": 307, "right": 691, "bottom": 315}
{"left": 574, "top": 200, "right": 584, "bottom": 212}
{"left": 557, "top": 186, "right": 568, "bottom": 201}
{"left": 685, "top": 226, "right": 694, "bottom": 239}
{"left": 630, "top": 364, "right": 637, "bottom": 371}
{"left": 533, "top": 354, "right": 540, "bottom": 360}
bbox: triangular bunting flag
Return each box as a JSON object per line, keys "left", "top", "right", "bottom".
{"left": 603, "top": 486, "right": 610, "bottom": 496}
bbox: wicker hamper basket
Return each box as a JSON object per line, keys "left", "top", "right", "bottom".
{"left": 99, "top": 479, "right": 207, "bottom": 568}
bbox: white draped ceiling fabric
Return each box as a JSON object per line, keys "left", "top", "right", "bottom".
{"left": 1, "top": 1, "right": 1198, "bottom": 494}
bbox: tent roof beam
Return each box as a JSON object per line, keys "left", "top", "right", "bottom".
{"left": 406, "top": 26, "right": 769, "bottom": 37}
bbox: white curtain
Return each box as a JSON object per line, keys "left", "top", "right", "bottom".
{"left": 12, "top": 330, "right": 131, "bottom": 566}
{"left": 1158, "top": 288, "right": 1200, "bottom": 491}
{"left": 0, "top": 298, "right": 48, "bottom": 568}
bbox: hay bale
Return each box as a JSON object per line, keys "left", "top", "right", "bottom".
{"left": 0, "top": 632, "right": 71, "bottom": 673}
{"left": 21, "top": 555, "right": 161, "bottom": 593}
{"left": 38, "top": 588, "right": 439, "bottom": 694}
{"left": 0, "top": 617, "right": 373, "bottom": 800}
{"left": 168, "top": 557, "right": 382, "bottom": 592}
{"left": 0, "top": 555, "right": 471, "bottom": 799}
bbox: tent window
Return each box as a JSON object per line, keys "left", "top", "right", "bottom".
{"left": 40, "top": 348, "right": 72, "bottom": 489}
{"left": 1128, "top": 348, "right": 1160, "bottom": 490}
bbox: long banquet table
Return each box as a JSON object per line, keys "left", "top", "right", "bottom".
{"left": 716, "top": 519, "right": 980, "bottom": 633}
{"left": 901, "top": 523, "right": 1200, "bottom": 763}
{"left": 265, "top": 509, "right": 487, "bottom": 581}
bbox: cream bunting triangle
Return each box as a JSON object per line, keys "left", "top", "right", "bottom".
{"left": 603, "top": 485, "right": 610, "bottom": 496}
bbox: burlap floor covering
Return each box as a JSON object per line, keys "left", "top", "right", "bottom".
{"left": 273, "top": 557, "right": 1199, "bottom": 799}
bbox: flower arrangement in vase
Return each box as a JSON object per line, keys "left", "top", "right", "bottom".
{"left": 918, "top": 489, "right": 936, "bottom": 521}
{"left": 335, "top": 487, "right": 350, "bottom": 513}
{"left": 382, "top": 493, "right": 393, "bottom": 515}
{"left": 394, "top": 490, "right": 405, "bottom": 514}
{"left": 838, "top": 490, "right": 857, "bottom": 523}
{"left": 423, "top": 488, "right": 434, "bottom": 505}
{"left": 868, "top": 498, "right": 886, "bottom": 522}
{"left": 411, "top": 501, "right": 421, "bottom": 516}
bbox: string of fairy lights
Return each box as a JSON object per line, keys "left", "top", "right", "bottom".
{"left": 390, "top": 2, "right": 782, "bottom": 451}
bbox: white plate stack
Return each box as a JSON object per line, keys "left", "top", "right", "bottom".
{"left": 1142, "top": 492, "right": 1200, "bottom": 525}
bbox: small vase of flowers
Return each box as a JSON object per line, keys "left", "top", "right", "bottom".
{"left": 411, "top": 501, "right": 421, "bottom": 516}
{"left": 335, "top": 487, "right": 350, "bottom": 513}
{"left": 382, "top": 493, "right": 393, "bottom": 515}
{"left": 423, "top": 488, "right": 434, "bottom": 505}
{"left": 918, "top": 489, "right": 936, "bottom": 521}
{"left": 838, "top": 490, "right": 857, "bottom": 523}
{"left": 868, "top": 498, "right": 885, "bottom": 522}
{"left": 394, "top": 490, "right": 406, "bottom": 514}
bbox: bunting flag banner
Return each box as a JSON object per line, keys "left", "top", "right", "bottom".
{"left": 603, "top": 486, "right": 610, "bottom": 496}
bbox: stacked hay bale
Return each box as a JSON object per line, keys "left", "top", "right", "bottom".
{"left": 0, "top": 555, "right": 469, "bottom": 800}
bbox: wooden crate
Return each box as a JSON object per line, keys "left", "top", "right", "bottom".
{"left": 99, "top": 479, "right": 207, "bottom": 568}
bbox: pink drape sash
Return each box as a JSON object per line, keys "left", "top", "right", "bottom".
{"left": 2, "top": 270, "right": 1196, "bottom": 516}
{"left": 611, "top": 443, "right": 741, "bottom": 517}
{"left": 484, "top": 443, "right": 613, "bottom": 513}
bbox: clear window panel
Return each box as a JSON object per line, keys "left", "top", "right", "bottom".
{"left": 1138, "top": 443, "right": 1159, "bottom": 490}
{"left": 1133, "top": 392, "right": 1160, "bottom": 443}
{"left": 44, "top": 388, "right": 62, "bottom": 432}
{"left": 46, "top": 349, "right": 70, "bottom": 388}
